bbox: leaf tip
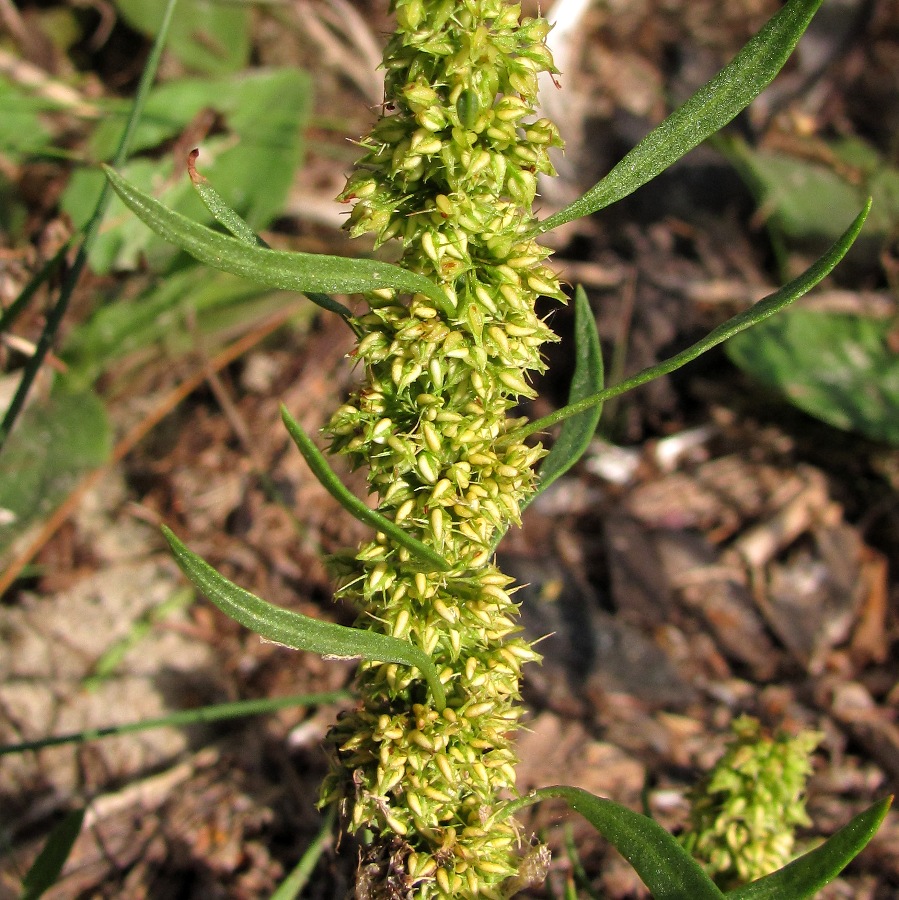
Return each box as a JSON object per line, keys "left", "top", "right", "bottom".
{"left": 160, "top": 523, "right": 182, "bottom": 555}
{"left": 187, "top": 148, "right": 207, "bottom": 185}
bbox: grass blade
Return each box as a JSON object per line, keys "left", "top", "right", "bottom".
{"left": 103, "top": 165, "right": 454, "bottom": 315}
{"left": 0, "top": 242, "right": 70, "bottom": 337}
{"left": 501, "top": 786, "right": 725, "bottom": 900}
{"left": 280, "top": 405, "right": 451, "bottom": 573}
{"left": 0, "top": 691, "right": 350, "bottom": 757}
{"left": 270, "top": 807, "right": 336, "bottom": 900}
{"left": 162, "top": 526, "right": 446, "bottom": 710}
{"left": 537, "top": 0, "right": 824, "bottom": 233}
{"left": 0, "top": 0, "right": 179, "bottom": 452}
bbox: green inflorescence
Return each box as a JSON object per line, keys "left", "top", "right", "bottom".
{"left": 680, "top": 716, "right": 823, "bottom": 890}
{"left": 318, "top": 1, "right": 564, "bottom": 896}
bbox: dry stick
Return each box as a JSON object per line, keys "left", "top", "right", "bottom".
{"left": 0, "top": 306, "right": 300, "bottom": 596}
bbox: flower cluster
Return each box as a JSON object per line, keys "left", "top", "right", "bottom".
{"left": 680, "top": 716, "right": 822, "bottom": 889}
{"left": 319, "top": 1, "right": 565, "bottom": 896}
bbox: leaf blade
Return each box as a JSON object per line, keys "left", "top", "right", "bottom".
{"left": 184, "top": 155, "right": 349, "bottom": 321}
{"left": 533, "top": 285, "right": 604, "bottom": 498}
{"left": 726, "top": 797, "right": 892, "bottom": 900}
{"left": 103, "top": 165, "right": 452, "bottom": 314}
{"left": 280, "top": 406, "right": 452, "bottom": 573}
{"left": 162, "top": 526, "right": 446, "bottom": 710}
{"left": 513, "top": 199, "right": 871, "bottom": 441}
{"left": 538, "top": 0, "right": 824, "bottom": 233}
{"left": 501, "top": 786, "right": 725, "bottom": 900}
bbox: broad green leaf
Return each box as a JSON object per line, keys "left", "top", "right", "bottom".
{"left": 20, "top": 808, "right": 86, "bottom": 900}
{"left": 723, "top": 136, "right": 899, "bottom": 266}
{"left": 0, "top": 391, "right": 110, "bottom": 557}
{"left": 533, "top": 285, "right": 604, "bottom": 498}
{"left": 189, "top": 69, "right": 312, "bottom": 231}
{"left": 511, "top": 200, "right": 870, "bottom": 442}
{"left": 727, "top": 142, "right": 871, "bottom": 246}
{"left": 538, "top": 0, "right": 824, "bottom": 233}
{"left": 727, "top": 310, "right": 899, "bottom": 445}
{"left": 501, "top": 786, "right": 725, "bottom": 900}
{"left": 103, "top": 166, "right": 453, "bottom": 313}
{"left": 0, "top": 0, "right": 175, "bottom": 455}
{"left": 87, "top": 80, "right": 232, "bottom": 160}
{"left": 162, "top": 526, "right": 446, "bottom": 711}
{"left": 280, "top": 406, "right": 451, "bottom": 572}
{"left": 726, "top": 797, "right": 892, "bottom": 900}
{"left": 111, "top": 0, "right": 250, "bottom": 75}
{"left": 65, "top": 69, "right": 312, "bottom": 273}
{"left": 0, "top": 76, "right": 54, "bottom": 157}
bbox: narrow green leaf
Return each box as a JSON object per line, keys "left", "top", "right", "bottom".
{"left": 511, "top": 200, "right": 871, "bottom": 442}
{"left": 533, "top": 285, "right": 604, "bottom": 498}
{"left": 185, "top": 155, "right": 351, "bottom": 321}
{"left": 20, "top": 808, "right": 86, "bottom": 900}
{"left": 162, "top": 526, "right": 446, "bottom": 711}
{"left": 103, "top": 165, "right": 453, "bottom": 314}
{"left": 280, "top": 406, "right": 452, "bottom": 573}
{"left": 501, "top": 786, "right": 725, "bottom": 900}
{"left": 188, "top": 148, "right": 266, "bottom": 247}
{"left": 537, "top": 0, "right": 824, "bottom": 233}
{"left": 726, "top": 797, "right": 892, "bottom": 900}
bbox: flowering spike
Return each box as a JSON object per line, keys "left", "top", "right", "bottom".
{"left": 321, "top": 1, "right": 562, "bottom": 896}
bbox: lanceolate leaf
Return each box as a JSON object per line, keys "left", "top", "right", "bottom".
{"left": 186, "top": 155, "right": 352, "bottom": 322}
{"left": 501, "top": 786, "right": 725, "bottom": 900}
{"left": 162, "top": 527, "right": 447, "bottom": 711}
{"left": 726, "top": 797, "right": 892, "bottom": 900}
{"left": 280, "top": 406, "right": 452, "bottom": 573}
{"left": 537, "top": 0, "right": 824, "bottom": 233}
{"left": 532, "top": 285, "right": 604, "bottom": 500}
{"left": 20, "top": 808, "right": 86, "bottom": 900}
{"left": 512, "top": 200, "right": 871, "bottom": 442}
{"left": 103, "top": 166, "right": 453, "bottom": 314}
